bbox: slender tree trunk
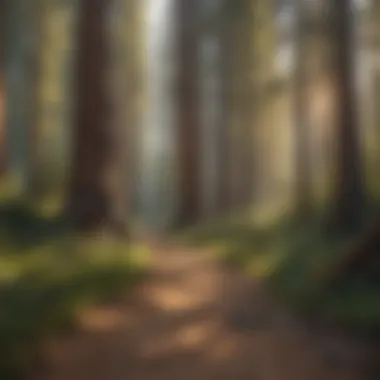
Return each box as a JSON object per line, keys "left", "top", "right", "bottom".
{"left": 223, "top": 0, "right": 253, "bottom": 212}
{"left": 199, "top": 0, "right": 224, "bottom": 218}
{"left": 329, "top": 0, "right": 366, "bottom": 233}
{"left": 373, "top": 0, "right": 380, "bottom": 189}
{"left": 250, "top": 0, "right": 276, "bottom": 215}
{"left": 176, "top": 0, "right": 201, "bottom": 225}
{"left": 26, "top": 0, "right": 42, "bottom": 198}
{"left": 0, "top": 0, "right": 6, "bottom": 176}
{"left": 293, "top": 0, "right": 313, "bottom": 219}
{"left": 67, "top": 0, "right": 127, "bottom": 234}
{"left": 218, "top": 0, "right": 233, "bottom": 213}
{"left": 6, "top": 0, "right": 32, "bottom": 188}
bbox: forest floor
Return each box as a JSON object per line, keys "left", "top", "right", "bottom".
{"left": 35, "top": 235, "right": 376, "bottom": 380}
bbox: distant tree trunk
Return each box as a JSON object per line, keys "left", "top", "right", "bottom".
{"left": 67, "top": 0, "right": 127, "bottom": 234}
{"left": 373, "top": 0, "right": 380, "bottom": 180}
{"left": 249, "top": 0, "right": 276, "bottom": 215}
{"left": 329, "top": 0, "right": 366, "bottom": 233}
{"left": 198, "top": 0, "right": 225, "bottom": 219}
{"left": 218, "top": 0, "right": 232, "bottom": 213}
{"left": 26, "top": 0, "right": 42, "bottom": 198}
{"left": 0, "top": 0, "right": 6, "bottom": 176}
{"left": 293, "top": 0, "right": 313, "bottom": 219}
{"left": 5, "top": 0, "right": 32, "bottom": 188}
{"left": 176, "top": 0, "right": 201, "bottom": 225}
{"left": 220, "top": 0, "right": 235, "bottom": 212}
{"left": 222, "top": 0, "right": 254, "bottom": 212}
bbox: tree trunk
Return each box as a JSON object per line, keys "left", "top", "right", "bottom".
{"left": 0, "top": 0, "right": 6, "bottom": 176}
{"left": 329, "top": 0, "right": 366, "bottom": 233}
{"left": 198, "top": 0, "right": 224, "bottom": 219}
{"left": 222, "top": 0, "right": 255, "bottom": 212}
{"left": 5, "top": 0, "right": 32, "bottom": 188}
{"left": 293, "top": 0, "right": 313, "bottom": 219}
{"left": 176, "top": 0, "right": 201, "bottom": 225}
{"left": 67, "top": 0, "right": 127, "bottom": 234}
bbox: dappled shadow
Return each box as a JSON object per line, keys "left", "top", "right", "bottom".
{"left": 35, "top": 240, "right": 373, "bottom": 380}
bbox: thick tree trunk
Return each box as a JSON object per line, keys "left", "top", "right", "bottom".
{"left": 176, "top": 0, "right": 201, "bottom": 225}
{"left": 67, "top": 0, "right": 126, "bottom": 234}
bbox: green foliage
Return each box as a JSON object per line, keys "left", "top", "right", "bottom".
{"left": 0, "top": 201, "right": 148, "bottom": 379}
{"left": 178, "top": 215, "right": 380, "bottom": 334}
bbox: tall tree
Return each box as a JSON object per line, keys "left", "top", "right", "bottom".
{"left": 5, "top": 0, "right": 33, "bottom": 189}
{"left": 67, "top": 0, "right": 128, "bottom": 234}
{"left": 293, "top": 0, "right": 313, "bottom": 219}
{"left": 222, "top": 0, "right": 255, "bottom": 212}
{"left": 176, "top": 0, "right": 201, "bottom": 225}
{"left": 199, "top": 0, "right": 224, "bottom": 218}
{"left": 221, "top": 0, "right": 277, "bottom": 215}
{"left": 0, "top": 0, "right": 6, "bottom": 176}
{"left": 329, "top": 0, "right": 366, "bottom": 232}
{"left": 250, "top": 0, "right": 277, "bottom": 213}
{"left": 373, "top": 0, "right": 380, "bottom": 190}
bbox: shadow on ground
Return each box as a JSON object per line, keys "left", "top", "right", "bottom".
{"left": 35, "top": 241, "right": 376, "bottom": 380}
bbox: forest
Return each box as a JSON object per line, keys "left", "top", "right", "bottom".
{"left": 0, "top": 0, "right": 380, "bottom": 379}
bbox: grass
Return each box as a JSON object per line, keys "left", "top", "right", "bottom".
{"left": 0, "top": 198, "right": 149, "bottom": 379}
{"left": 177, "top": 212, "right": 380, "bottom": 334}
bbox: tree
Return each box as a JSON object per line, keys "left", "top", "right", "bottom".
{"left": 176, "top": 0, "right": 202, "bottom": 225}
{"left": 0, "top": 0, "right": 6, "bottom": 176}
{"left": 221, "top": 0, "right": 255, "bottom": 212}
{"left": 66, "top": 0, "right": 128, "bottom": 234}
{"left": 293, "top": 0, "right": 314, "bottom": 219}
{"left": 328, "top": 0, "right": 366, "bottom": 233}
{"left": 220, "top": 0, "right": 277, "bottom": 216}
{"left": 198, "top": 0, "right": 225, "bottom": 218}
{"left": 5, "top": 0, "right": 33, "bottom": 189}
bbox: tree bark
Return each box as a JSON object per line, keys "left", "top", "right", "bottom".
{"left": 0, "top": 0, "right": 6, "bottom": 176}
{"left": 176, "top": 0, "right": 201, "bottom": 225}
{"left": 329, "top": 0, "right": 366, "bottom": 233}
{"left": 0, "top": 0, "right": 7, "bottom": 176}
{"left": 293, "top": 0, "right": 314, "bottom": 219}
{"left": 67, "top": 0, "right": 127, "bottom": 234}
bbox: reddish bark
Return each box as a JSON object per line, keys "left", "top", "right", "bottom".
{"left": 67, "top": 0, "right": 126, "bottom": 233}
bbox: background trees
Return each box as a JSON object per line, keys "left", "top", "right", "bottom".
{"left": 0, "top": 0, "right": 376, "bottom": 233}
{"left": 1, "top": 1, "right": 380, "bottom": 378}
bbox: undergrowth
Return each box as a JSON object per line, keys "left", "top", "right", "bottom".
{"left": 0, "top": 199, "right": 149, "bottom": 379}
{"left": 178, "top": 214, "right": 380, "bottom": 335}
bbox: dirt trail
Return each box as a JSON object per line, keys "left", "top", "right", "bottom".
{"left": 36, "top": 239, "right": 372, "bottom": 380}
